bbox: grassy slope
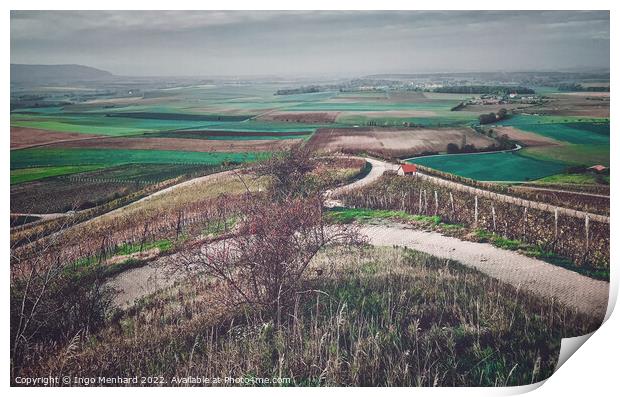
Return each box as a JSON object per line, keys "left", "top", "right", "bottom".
{"left": 34, "top": 246, "right": 599, "bottom": 386}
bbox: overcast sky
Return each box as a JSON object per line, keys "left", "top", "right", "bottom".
{"left": 10, "top": 10, "right": 610, "bottom": 77}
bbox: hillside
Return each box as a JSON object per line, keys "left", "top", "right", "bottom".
{"left": 10, "top": 63, "right": 114, "bottom": 84}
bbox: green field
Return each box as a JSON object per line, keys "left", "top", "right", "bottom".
{"left": 10, "top": 165, "right": 106, "bottom": 184}
{"left": 11, "top": 85, "right": 609, "bottom": 184}
{"left": 534, "top": 173, "right": 609, "bottom": 185}
{"left": 522, "top": 144, "right": 609, "bottom": 167}
{"left": 11, "top": 112, "right": 219, "bottom": 136}
{"left": 408, "top": 151, "right": 566, "bottom": 181}
{"left": 11, "top": 148, "right": 268, "bottom": 170}
{"left": 498, "top": 115, "right": 609, "bottom": 145}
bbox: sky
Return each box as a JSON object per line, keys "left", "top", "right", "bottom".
{"left": 10, "top": 10, "right": 610, "bottom": 77}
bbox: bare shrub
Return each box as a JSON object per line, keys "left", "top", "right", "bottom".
{"left": 180, "top": 195, "right": 362, "bottom": 320}
{"left": 10, "top": 227, "right": 113, "bottom": 378}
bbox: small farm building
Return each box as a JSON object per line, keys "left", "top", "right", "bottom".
{"left": 398, "top": 163, "right": 418, "bottom": 176}
{"left": 588, "top": 165, "right": 608, "bottom": 173}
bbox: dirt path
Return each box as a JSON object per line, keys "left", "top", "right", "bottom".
{"left": 327, "top": 157, "right": 399, "bottom": 198}
{"left": 359, "top": 222, "right": 609, "bottom": 319}
{"left": 107, "top": 257, "right": 184, "bottom": 308}
{"left": 109, "top": 221, "right": 609, "bottom": 319}
{"left": 11, "top": 212, "right": 65, "bottom": 220}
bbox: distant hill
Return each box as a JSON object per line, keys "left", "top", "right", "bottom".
{"left": 11, "top": 64, "right": 114, "bottom": 84}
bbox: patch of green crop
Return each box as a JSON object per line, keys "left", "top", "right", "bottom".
{"left": 534, "top": 173, "right": 609, "bottom": 185}
{"left": 521, "top": 144, "right": 609, "bottom": 167}
{"left": 10, "top": 164, "right": 107, "bottom": 184}
{"left": 410, "top": 151, "right": 566, "bottom": 182}
{"left": 115, "top": 239, "right": 173, "bottom": 256}
{"left": 10, "top": 148, "right": 270, "bottom": 169}
{"left": 327, "top": 207, "right": 441, "bottom": 225}
{"left": 203, "top": 217, "right": 237, "bottom": 236}
{"left": 506, "top": 123, "right": 608, "bottom": 145}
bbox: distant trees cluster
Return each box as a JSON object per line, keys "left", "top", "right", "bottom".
{"left": 446, "top": 133, "right": 514, "bottom": 155}
{"left": 478, "top": 108, "right": 508, "bottom": 124}
{"left": 434, "top": 85, "right": 535, "bottom": 95}
{"left": 446, "top": 142, "right": 477, "bottom": 154}
{"left": 557, "top": 83, "right": 610, "bottom": 92}
{"left": 275, "top": 85, "right": 321, "bottom": 95}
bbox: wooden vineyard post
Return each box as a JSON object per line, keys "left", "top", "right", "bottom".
{"left": 434, "top": 190, "right": 439, "bottom": 216}
{"left": 97, "top": 236, "right": 107, "bottom": 265}
{"left": 585, "top": 215, "right": 590, "bottom": 252}
{"left": 522, "top": 207, "right": 528, "bottom": 240}
{"left": 418, "top": 189, "right": 422, "bottom": 214}
{"left": 474, "top": 196, "right": 478, "bottom": 225}
{"left": 176, "top": 211, "right": 183, "bottom": 240}
{"left": 449, "top": 192, "right": 455, "bottom": 218}
{"left": 140, "top": 223, "right": 149, "bottom": 252}
{"left": 491, "top": 205, "right": 496, "bottom": 231}
{"left": 554, "top": 208, "right": 559, "bottom": 240}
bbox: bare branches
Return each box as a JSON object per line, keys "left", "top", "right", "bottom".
{"left": 179, "top": 195, "right": 362, "bottom": 319}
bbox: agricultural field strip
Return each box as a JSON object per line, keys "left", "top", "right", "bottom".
{"left": 10, "top": 133, "right": 110, "bottom": 151}
{"left": 358, "top": 223, "right": 609, "bottom": 319}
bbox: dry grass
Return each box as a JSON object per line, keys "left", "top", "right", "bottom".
{"left": 22, "top": 246, "right": 599, "bottom": 386}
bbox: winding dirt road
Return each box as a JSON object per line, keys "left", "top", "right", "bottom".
{"left": 359, "top": 222, "right": 609, "bottom": 320}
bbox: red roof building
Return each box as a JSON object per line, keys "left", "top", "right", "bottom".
{"left": 398, "top": 163, "right": 418, "bottom": 175}
{"left": 588, "top": 165, "right": 608, "bottom": 172}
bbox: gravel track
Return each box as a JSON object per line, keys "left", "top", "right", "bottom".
{"left": 359, "top": 222, "right": 609, "bottom": 320}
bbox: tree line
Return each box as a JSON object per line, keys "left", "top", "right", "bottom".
{"left": 434, "top": 85, "right": 535, "bottom": 94}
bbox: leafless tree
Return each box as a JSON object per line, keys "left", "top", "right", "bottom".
{"left": 253, "top": 143, "right": 319, "bottom": 201}
{"left": 180, "top": 194, "right": 362, "bottom": 323}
